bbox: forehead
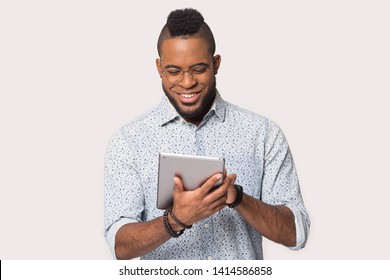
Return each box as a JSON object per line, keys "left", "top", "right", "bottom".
{"left": 160, "top": 37, "right": 211, "bottom": 66}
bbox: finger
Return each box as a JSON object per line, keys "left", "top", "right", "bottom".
{"left": 173, "top": 176, "right": 184, "bottom": 192}
{"left": 209, "top": 195, "right": 229, "bottom": 212}
{"left": 199, "top": 172, "right": 223, "bottom": 195}
{"left": 221, "top": 174, "right": 236, "bottom": 191}
{"left": 229, "top": 173, "right": 237, "bottom": 184}
{"left": 206, "top": 176, "right": 231, "bottom": 203}
{"left": 219, "top": 175, "right": 232, "bottom": 192}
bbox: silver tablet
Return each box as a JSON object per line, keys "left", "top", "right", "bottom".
{"left": 157, "top": 152, "right": 225, "bottom": 209}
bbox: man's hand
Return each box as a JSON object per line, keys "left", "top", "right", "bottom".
{"left": 169, "top": 172, "right": 236, "bottom": 230}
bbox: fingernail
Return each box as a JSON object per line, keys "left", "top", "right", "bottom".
{"left": 215, "top": 173, "right": 222, "bottom": 180}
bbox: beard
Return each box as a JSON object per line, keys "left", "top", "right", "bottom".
{"left": 163, "top": 79, "right": 217, "bottom": 123}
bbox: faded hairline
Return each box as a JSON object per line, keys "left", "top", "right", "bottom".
{"left": 157, "top": 23, "right": 216, "bottom": 57}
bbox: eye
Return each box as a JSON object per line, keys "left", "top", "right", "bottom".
{"left": 165, "top": 68, "right": 181, "bottom": 76}
{"left": 191, "top": 66, "right": 208, "bottom": 74}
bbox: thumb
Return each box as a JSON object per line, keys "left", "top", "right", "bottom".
{"left": 229, "top": 173, "right": 237, "bottom": 185}
{"left": 173, "top": 176, "right": 184, "bottom": 192}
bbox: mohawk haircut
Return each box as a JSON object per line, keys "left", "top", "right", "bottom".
{"left": 157, "top": 8, "right": 216, "bottom": 57}
{"left": 167, "top": 8, "right": 205, "bottom": 36}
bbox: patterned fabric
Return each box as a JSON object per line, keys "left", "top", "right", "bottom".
{"left": 104, "top": 91, "right": 310, "bottom": 259}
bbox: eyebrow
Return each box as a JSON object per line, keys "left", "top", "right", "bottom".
{"left": 163, "top": 62, "right": 209, "bottom": 69}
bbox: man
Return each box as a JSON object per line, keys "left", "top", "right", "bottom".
{"left": 104, "top": 8, "right": 310, "bottom": 260}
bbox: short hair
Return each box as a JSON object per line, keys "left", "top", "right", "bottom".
{"left": 157, "top": 8, "right": 216, "bottom": 57}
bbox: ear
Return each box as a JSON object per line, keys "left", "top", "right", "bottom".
{"left": 156, "top": 58, "right": 163, "bottom": 78}
{"left": 213, "top": 54, "right": 221, "bottom": 75}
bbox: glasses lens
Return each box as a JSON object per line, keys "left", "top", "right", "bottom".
{"left": 164, "top": 68, "right": 183, "bottom": 84}
{"left": 163, "top": 65, "right": 209, "bottom": 84}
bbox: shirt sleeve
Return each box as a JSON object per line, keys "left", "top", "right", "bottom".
{"left": 260, "top": 120, "right": 310, "bottom": 250}
{"left": 104, "top": 128, "right": 145, "bottom": 258}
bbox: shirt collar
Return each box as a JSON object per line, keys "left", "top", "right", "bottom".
{"left": 157, "top": 96, "right": 180, "bottom": 126}
{"left": 158, "top": 90, "right": 226, "bottom": 126}
{"left": 210, "top": 90, "right": 226, "bottom": 122}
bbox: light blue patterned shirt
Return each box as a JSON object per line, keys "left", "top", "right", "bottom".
{"left": 104, "top": 91, "right": 310, "bottom": 259}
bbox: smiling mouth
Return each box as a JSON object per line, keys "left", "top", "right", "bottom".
{"left": 176, "top": 89, "right": 202, "bottom": 105}
{"left": 181, "top": 93, "right": 197, "bottom": 98}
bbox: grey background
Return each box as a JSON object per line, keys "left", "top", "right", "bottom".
{"left": 1, "top": 0, "right": 389, "bottom": 259}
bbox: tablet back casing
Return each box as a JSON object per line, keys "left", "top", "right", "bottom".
{"left": 157, "top": 153, "right": 225, "bottom": 209}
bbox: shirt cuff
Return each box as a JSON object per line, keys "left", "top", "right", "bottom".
{"left": 105, "top": 218, "right": 138, "bottom": 259}
{"left": 285, "top": 204, "right": 309, "bottom": 250}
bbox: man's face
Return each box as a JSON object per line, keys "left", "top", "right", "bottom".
{"left": 156, "top": 37, "right": 221, "bottom": 125}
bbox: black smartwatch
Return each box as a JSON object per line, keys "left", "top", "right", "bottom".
{"left": 228, "top": 184, "right": 243, "bottom": 208}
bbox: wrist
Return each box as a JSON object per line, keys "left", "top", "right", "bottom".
{"left": 167, "top": 213, "right": 185, "bottom": 232}
{"left": 162, "top": 210, "right": 184, "bottom": 238}
{"left": 167, "top": 207, "right": 192, "bottom": 231}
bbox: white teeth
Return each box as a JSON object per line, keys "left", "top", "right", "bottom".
{"left": 181, "top": 94, "right": 196, "bottom": 98}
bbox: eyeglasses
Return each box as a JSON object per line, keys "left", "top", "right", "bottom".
{"left": 161, "top": 63, "right": 211, "bottom": 84}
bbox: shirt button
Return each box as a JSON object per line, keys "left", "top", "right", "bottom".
{"left": 207, "top": 256, "right": 213, "bottom": 260}
{"left": 204, "top": 223, "right": 209, "bottom": 229}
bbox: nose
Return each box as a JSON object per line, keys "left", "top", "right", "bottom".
{"left": 179, "top": 71, "right": 197, "bottom": 88}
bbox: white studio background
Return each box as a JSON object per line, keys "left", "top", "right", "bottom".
{"left": 0, "top": 0, "right": 389, "bottom": 259}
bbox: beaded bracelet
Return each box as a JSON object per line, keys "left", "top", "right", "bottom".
{"left": 163, "top": 210, "right": 184, "bottom": 238}
{"left": 167, "top": 207, "right": 192, "bottom": 229}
